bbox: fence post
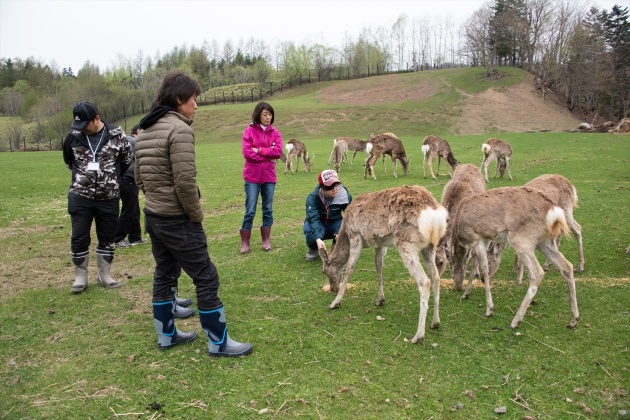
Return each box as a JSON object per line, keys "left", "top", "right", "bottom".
{"left": 222, "top": 91, "right": 226, "bottom": 105}
{"left": 259, "top": 85, "right": 263, "bottom": 101}
{"left": 251, "top": 89, "right": 254, "bottom": 102}
{"left": 232, "top": 91, "right": 235, "bottom": 104}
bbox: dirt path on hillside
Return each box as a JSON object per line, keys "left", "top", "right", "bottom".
{"left": 456, "top": 75, "right": 581, "bottom": 134}
{"left": 319, "top": 72, "right": 582, "bottom": 134}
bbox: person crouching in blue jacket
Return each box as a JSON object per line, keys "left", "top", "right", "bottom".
{"left": 304, "top": 170, "right": 352, "bottom": 261}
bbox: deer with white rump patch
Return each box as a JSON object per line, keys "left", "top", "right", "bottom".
{"left": 364, "top": 133, "right": 409, "bottom": 179}
{"left": 319, "top": 185, "right": 448, "bottom": 344}
{"left": 421, "top": 135, "right": 458, "bottom": 180}
{"left": 284, "top": 138, "right": 312, "bottom": 175}
{"left": 481, "top": 138, "right": 513, "bottom": 182}
{"left": 448, "top": 186, "right": 579, "bottom": 329}
{"left": 513, "top": 174, "right": 584, "bottom": 284}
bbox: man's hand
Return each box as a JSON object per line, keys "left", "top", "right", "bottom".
{"left": 316, "top": 238, "right": 326, "bottom": 251}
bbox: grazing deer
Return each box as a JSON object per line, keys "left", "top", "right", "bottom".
{"left": 421, "top": 135, "right": 458, "bottom": 180}
{"left": 331, "top": 137, "right": 370, "bottom": 166}
{"left": 364, "top": 133, "right": 409, "bottom": 180}
{"left": 436, "top": 164, "right": 500, "bottom": 280}
{"left": 481, "top": 138, "right": 513, "bottom": 182}
{"left": 328, "top": 139, "right": 349, "bottom": 172}
{"left": 449, "top": 186, "right": 579, "bottom": 330}
{"left": 284, "top": 139, "right": 312, "bottom": 175}
{"left": 513, "top": 174, "right": 584, "bottom": 284}
{"left": 319, "top": 185, "right": 448, "bottom": 344}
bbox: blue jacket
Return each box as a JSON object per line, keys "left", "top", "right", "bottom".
{"left": 304, "top": 184, "right": 352, "bottom": 241}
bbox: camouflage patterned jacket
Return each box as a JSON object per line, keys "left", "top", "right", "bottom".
{"left": 62, "top": 122, "right": 132, "bottom": 200}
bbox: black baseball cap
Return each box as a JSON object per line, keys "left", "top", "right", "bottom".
{"left": 131, "top": 124, "right": 141, "bottom": 135}
{"left": 71, "top": 101, "right": 99, "bottom": 130}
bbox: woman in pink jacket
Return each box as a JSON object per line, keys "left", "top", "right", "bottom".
{"left": 240, "top": 102, "right": 283, "bottom": 253}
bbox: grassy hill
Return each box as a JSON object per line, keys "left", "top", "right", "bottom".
{"left": 119, "top": 66, "right": 579, "bottom": 144}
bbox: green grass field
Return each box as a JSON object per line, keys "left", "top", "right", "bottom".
{"left": 0, "top": 69, "right": 629, "bottom": 418}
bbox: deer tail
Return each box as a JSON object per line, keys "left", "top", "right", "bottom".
{"left": 546, "top": 206, "right": 571, "bottom": 238}
{"left": 421, "top": 144, "right": 430, "bottom": 157}
{"left": 418, "top": 206, "right": 449, "bottom": 247}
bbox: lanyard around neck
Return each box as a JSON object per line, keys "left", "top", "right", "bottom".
{"left": 87, "top": 129, "right": 106, "bottom": 162}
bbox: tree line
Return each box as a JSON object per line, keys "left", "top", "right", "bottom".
{"left": 0, "top": 0, "right": 627, "bottom": 151}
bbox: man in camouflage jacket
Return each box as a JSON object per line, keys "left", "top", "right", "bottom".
{"left": 62, "top": 101, "right": 132, "bottom": 293}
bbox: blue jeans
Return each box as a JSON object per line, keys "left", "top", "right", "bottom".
{"left": 303, "top": 219, "right": 342, "bottom": 249}
{"left": 145, "top": 214, "right": 222, "bottom": 310}
{"left": 242, "top": 182, "right": 275, "bottom": 230}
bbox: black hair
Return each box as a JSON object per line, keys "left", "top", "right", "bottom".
{"left": 252, "top": 102, "right": 275, "bottom": 125}
{"left": 152, "top": 71, "right": 202, "bottom": 110}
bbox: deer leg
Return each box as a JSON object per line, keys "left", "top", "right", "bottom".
{"left": 397, "top": 243, "right": 430, "bottom": 344}
{"left": 509, "top": 249, "right": 544, "bottom": 328}
{"left": 472, "top": 242, "right": 494, "bottom": 316}
{"left": 429, "top": 156, "right": 438, "bottom": 180}
{"left": 423, "top": 155, "right": 428, "bottom": 178}
{"left": 350, "top": 151, "right": 357, "bottom": 166}
{"left": 481, "top": 156, "right": 490, "bottom": 182}
{"left": 329, "top": 243, "right": 363, "bottom": 309}
{"left": 463, "top": 247, "right": 478, "bottom": 299}
{"left": 505, "top": 156, "right": 513, "bottom": 180}
{"left": 452, "top": 242, "right": 468, "bottom": 291}
{"left": 568, "top": 215, "right": 584, "bottom": 272}
{"left": 422, "top": 246, "right": 441, "bottom": 330}
{"left": 436, "top": 156, "right": 441, "bottom": 176}
{"left": 374, "top": 247, "right": 387, "bottom": 306}
{"left": 392, "top": 156, "right": 398, "bottom": 178}
{"left": 492, "top": 157, "right": 499, "bottom": 179}
{"left": 537, "top": 240, "right": 579, "bottom": 328}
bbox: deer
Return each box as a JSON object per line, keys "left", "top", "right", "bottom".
{"left": 513, "top": 174, "right": 584, "bottom": 284}
{"left": 328, "top": 139, "right": 349, "bottom": 172}
{"left": 448, "top": 186, "right": 579, "bottom": 330}
{"left": 364, "top": 133, "right": 409, "bottom": 180}
{"left": 481, "top": 138, "right": 513, "bottom": 182}
{"left": 331, "top": 137, "right": 370, "bottom": 166}
{"left": 284, "top": 138, "right": 312, "bottom": 175}
{"left": 319, "top": 185, "right": 448, "bottom": 344}
{"left": 435, "top": 164, "right": 505, "bottom": 282}
{"left": 421, "top": 135, "right": 458, "bottom": 180}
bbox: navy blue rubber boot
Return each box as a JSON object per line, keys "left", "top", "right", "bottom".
{"left": 153, "top": 300, "right": 197, "bottom": 351}
{"left": 199, "top": 306, "right": 253, "bottom": 358}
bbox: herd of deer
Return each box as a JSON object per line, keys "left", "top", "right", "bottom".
{"left": 278, "top": 133, "right": 584, "bottom": 345}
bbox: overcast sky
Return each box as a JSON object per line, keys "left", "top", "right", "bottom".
{"left": 0, "top": 0, "right": 623, "bottom": 73}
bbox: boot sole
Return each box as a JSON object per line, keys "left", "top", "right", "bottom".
{"left": 96, "top": 277, "right": 121, "bottom": 289}
{"left": 71, "top": 285, "right": 86, "bottom": 293}
{"left": 208, "top": 345, "right": 254, "bottom": 358}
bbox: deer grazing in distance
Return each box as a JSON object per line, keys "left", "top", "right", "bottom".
{"left": 364, "top": 133, "right": 409, "bottom": 179}
{"left": 513, "top": 174, "right": 584, "bottom": 284}
{"left": 481, "top": 138, "right": 513, "bottom": 182}
{"left": 448, "top": 186, "right": 579, "bottom": 330}
{"left": 319, "top": 185, "right": 448, "bottom": 344}
{"left": 421, "top": 135, "right": 459, "bottom": 180}
{"left": 331, "top": 137, "right": 371, "bottom": 166}
{"left": 328, "top": 138, "right": 349, "bottom": 172}
{"left": 284, "top": 138, "right": 312, "bottom": 175}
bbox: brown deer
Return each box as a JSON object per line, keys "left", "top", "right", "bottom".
{"left": 328, "top": 139, "right": 349, "bottom": 172}
{"left": 364, "top": 133, "right": 409, "bottom": 180}
{"left": 332, "top": 137, "right": 370, "bottom": 166}
{"left": 513, "top": 174, "right": 584, "bottom": 284}
{"left": 284, "top": 139, "right": 312, "bottom": 175}
{"left": 319, "top": 185, "right": 448, "bottom": 344}
{"left": 436, "top": 164, "right": 504, "bottom": 281}
{"left": 481, "top": 138, "right": 513, "bottom": 182}
{"left": 448, "top": 186, "right": 579, "bottom": 330}
{"left": 421, "top": 135, "right": 458, "bottom": 180}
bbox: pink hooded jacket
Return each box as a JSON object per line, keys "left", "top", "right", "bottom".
{"left": 241, "top": 123, "right": 283, "bottom": 184}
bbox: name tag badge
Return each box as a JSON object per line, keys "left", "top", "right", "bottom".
{"left": 88, "top": 162, "right": 100, "bottom": 171}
